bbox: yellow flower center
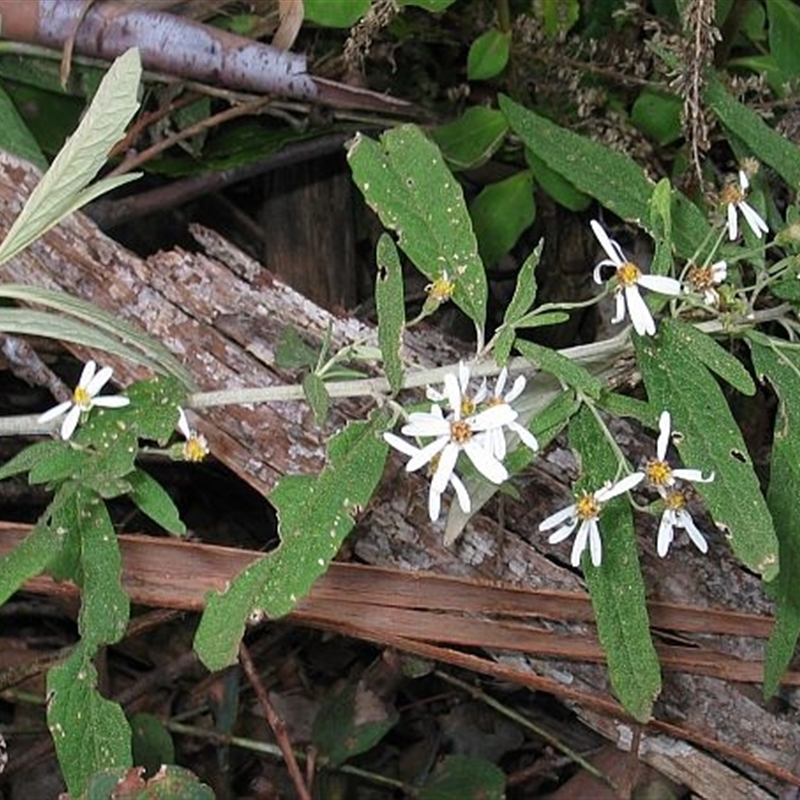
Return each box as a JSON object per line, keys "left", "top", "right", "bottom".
{"left": 720, "top": 184, "right": 745, "bottom": 205}
{"left": 426, "top": 272, "right": 455, "bottom": 303}
{"left": 645, "top": 459, "right": 673, "bottom": 487}
{"left": 686, "top": 264, "right": 714, "bottom": 291}
{"left": 73, "top": 386, "right": 92, "bottom": 409}
{"left": 616, "top": 262, "right": 641, "bottom": 287}
{"left": 664, "top": 489, "right": 686, "bottom": 511}
{"left": 460, "top": 397, "right": 476, "bottom": 417}
{"left": 575, "top": 491, "right": 601, "bottom": 521}
{"left": 183, "top": 434, "right": 209, "bottom": 462}
{"left": 449, "top": 420, "right": 473, "bottom": 444}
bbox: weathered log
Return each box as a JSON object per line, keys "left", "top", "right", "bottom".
{"left": 0, "top": 150, "right": 797, "bottom": 796}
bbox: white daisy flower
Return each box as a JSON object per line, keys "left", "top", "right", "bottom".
{"left": 722, "top": 170, "right": 768, "bottom": 241}
{"left": 400, "top": 370, "right": 515, "bottom": 497}
{"left": 426, "top": 361, "right": 486, "bottom": 415}
{"left": 479, "top": 367, "right": 539, "bottom": 461}
{"left": 539, "top": 473, "right": 644, "bottom": 567}
{"left": 656, "top": 488, "right": 709, "bottom": 557}
{"left": 176, "top": 408, "right": 209, "bottom": 462}
{"left": 383, "top": 432, "right": 470, "bottom": 521}
{"left": 685, "top": 261, "right": 727, "bottom": 306}
{"left": 590, "top": 220, "right": 682, "bottom": 337}
{"left": 38, "top": 359, "right": 130, "bottom": 440}
{"left": 643, "top": 411, "right": 714, "bottom": 491}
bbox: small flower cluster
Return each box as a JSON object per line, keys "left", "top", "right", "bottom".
{"left": 384, "top": 363, "right": 539, "bottom": 521}
{"left": 540, "top": 411, "right": 714, "bottom": 568}
{"left": 38, "top": 360, "right": 209, "bottom": 462}
{"left": 591, "top": 167, "right": 768, "bottom": 335}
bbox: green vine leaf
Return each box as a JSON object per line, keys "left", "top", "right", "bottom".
{"left": 375, "top": 234, "right": 406, "bottom": 395}
{"left": 194, "top": 410, "right": 390, "bottom": 671}
{"left": 569, "top": 405, "right": 661, "bottom": 722}
{"left": 347, "top": 124, "right": 488, "bottom": 334}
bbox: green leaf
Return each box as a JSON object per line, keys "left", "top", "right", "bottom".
{"left": 431, "top": 106, "right": 509, "bottom": 171}
{"left": 768, "top": 0, "right": 800, "bottom": 81}
{"left": 500, "top": 94, "right": 710, "bottom": 257}
{"left": 516, "top": 339, "right": 602, "bottom": 398}
{"left": 0, "top": 285, "right": 192, "bottom": 386}
{"left": 312, "top": 678, "right": 399, "bottom": 768}
{"left": 303, "top": 0, "right": 370, "bottom": 27}
{"left": 631, "top": 90, "right": 682, "bottom": 146}
{"left": 706, "top": 77, "right": 800, "bottom": 189}
{"left": 541, "top": 0, "right": 579, "bottom": 37}
{"left": 467, "top": 29, "right": 511, "bottom": 81}
{"left": 0, "top": 439, "right": 66, "bottom": 481}
{"left": 398, "top": 0, "right": 457, "bottom": 9}
{"left": 470, "top": 169, "right": 535, "bottom": 267}
{"left": 274, "top": 325, "right": 318, "bottom": 369}
{"left": 128, "top": 469, "right": 186, "bottom": 536}
{"left": 72, "top": 492, "right": 130, "bottom": 647}
{"left": 194, "top": 411, "right": 390, "bottom": 671}
{"left": 123, "top": 376, "right": 187, "bottom": 443}
{"left": 636, "top": 321, "right": 778, "bottom": 579}
{"left": 747, "top": 336, "right": 800, "bottom": 696}
{"left": 29, "top": 446, "right": 87, "bottom": 485}
{"left": 525, "top": 149, "right": 591, "bottom": 212}
{"left": 81, "top": 765, "right": 215, "bottom": 800}
{"left": 48, "top": 645, "right": 132, "bottom": 796}
{"left": 511, "top": 310, "right": 570, "bottom": 329}
{"left": 0, "top": 48, "right": 142, "bottom": 266}
{"left": 569, "top": 405, "right": 661, "bottom": 722}
{"left": 419, "top": 755, "right": 505, "bottom": 800}
{"left": 347, "top": 125, "right": 488, "bottom": 331}
{"left": 0, "top": 81, "right": 47, "bottom": 169}
{"left": 0, "top": 516, "right": 58, "bottom": 607}
{"left": 493, "top": 241, "right": 543, "bottom": 364}
{"left": 130, "top": 713, "right": 176, "bottom": 777}
{"left": 375, "top": 234, "right": 405, "bottom": 395}
{"left": 669, "top": 321, "right": 755, "bottom": 395}
{"left": 303, "top": 372, "right": 330, "bottom": 425}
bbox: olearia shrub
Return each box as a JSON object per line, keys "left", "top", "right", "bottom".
{"left": 2, "top": 36, "right": 800, "bottom": 794}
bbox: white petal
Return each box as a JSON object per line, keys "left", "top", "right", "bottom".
{"left": 38, "top": 400, "right": 73, "bottom": 423}
{"left": 178, "top": 409, "right": 192, "bottom": 440}
{"left": 588, "top": 520, "right": 603, "bottom": 566}
{"left": 638, "top": 274, "right": 682, "bottom": 296}
{"left": 77, "top": 360, "right": 97, "bottom": 388}
{"left": 611, "top": 291, "right": 626, "bottom": 324}
{"left": 384, "top": 432, "right": 420, "bottom": 458}
{"left": 510, "top": 421, "right": 539, "bottom": 452}
{"left": 85, "top": 365, "right": 114, "bottom": 397}
{"left": 428, "top": 485, "right": 443, "bottom": 521}
{"left": 458, "top": 361, "right": 470, "bottom": 392}
{"left": 494, "top": 368, "right": 508, "bottom": 398}
{"left": 486, "top": 427, "right": 506, "bottom": 461}
{"left": 738, "top": 170, "right": 749, "bottom": 191}
{"left": 61, "top": 405, "right": 82, "bottom": 440}
{"left": 472, "top": 379, "right": 488, "bottom": 405}
{"left": 444, "top": 373, "right": 462, "bottom": 417}
{"left": 570, "top": 522, "right": 590, "bottom": 566}
{"left": 596, "top": 472, "right": 644, "bottom": 502}
{"left": 727, "top": 203, "right": 738, "bottom": 240}
{"left": 469, "top": 403, "right": 517, "bottom": 432}
{"left": 504, "top": 374, "right": 526, "bottom": 403}
{"left": 431, "top": 442, "right": 459, "bottom": 494}
{"left": 426, "top": 385, "right": 446, "bottom": 402}
{"left": 678, "top": 510, "right": 709, "bottom": 553}
{"left": 406, "top": 436, "right": 448, "bottom": 472}
{"left": 402, "top": 410, "right": 449, "bottom": 438}
{"left": 624, "top": 285, "right": 656, "bottom": 336}
{"left": 672, "top": 468, "right": 714, "bottom": 483}
{"left": 540, "top": 504, "right": 577, "bottom": 532}
{"left": 548, "top": 519, "right": 578, "bottom": 544}
{"left": 450, "top": 472, "right": 471, "bottom": 513}
{"left": 463, "top": 440, "right": 508, "bottom": 485}
{"left": 740, "top": 201, "right": 768, "bottom": 237}
{"left": 710, "top": 261, "right": 727, "bottom": 282}
{"left": 92, "top": 395, "right": 130, "bottom": 409}
{"left": 657, "top": 411, "right": 671, "bottom": 460}
{"left": 657, "top": 511, "right": 675, "bottom": 557}
{"left": 590, "top": 220, "right": 624, "bottom": 266}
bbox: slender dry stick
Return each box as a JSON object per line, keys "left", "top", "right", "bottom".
{"left": 239, "top": 641, "right": 311, "bottom": 800}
